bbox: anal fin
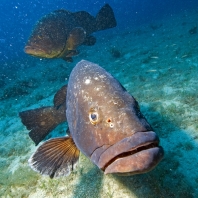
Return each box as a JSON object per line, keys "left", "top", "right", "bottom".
{"left": 28, "top": 137, "right": 80, "bottom": 178}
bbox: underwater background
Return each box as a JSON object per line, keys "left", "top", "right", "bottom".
{"left": 1, "top": 0, "right": 198, "bottom": 197}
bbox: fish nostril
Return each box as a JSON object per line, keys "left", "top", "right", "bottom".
{"left": 109, "top": 123, "right": 114, "bottom": 128}
{"left": 107, "top": 118, "right": 111, "bottom": 123}
{"left": 106, "top": 118, "right": 114, "bottom": 128}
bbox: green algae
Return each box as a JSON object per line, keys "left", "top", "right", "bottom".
{"left": 1, "top": 9, "right": 198, "bottom": 198}
{"left": 0, "top": 166, "right": 39, "bottom": 197}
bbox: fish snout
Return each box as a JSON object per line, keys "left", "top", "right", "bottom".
{"left": 24, "top": 45, "right": 49, "bottom": 57}
{"left": 93, "top": 131, "right": 164, "bottom": 175}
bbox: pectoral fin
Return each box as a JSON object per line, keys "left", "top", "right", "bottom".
{"left": 62, "top": 50, "right": 79, "bottom": 62}
{"left": 66, "top": 27, "right": 86, "bottom": 50}
{"left": 62, "top": 57, "right": 73, "bottom": 62}
{"left": 29, "top": 136, "right": 80, "bottom": 178}
{"left": 60, "top": 27, "right": 85, "bottom": 62}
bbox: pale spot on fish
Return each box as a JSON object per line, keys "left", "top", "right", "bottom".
{"left": 85, "top": 79, "right": 91, "bottom": 84}
{"left": 99, "top": 75, "right": 106, "bottom": 79}
{"left": 94, "top": 86, "right": 100, "bottom": 91}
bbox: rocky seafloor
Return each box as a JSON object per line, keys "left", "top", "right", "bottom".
{"left": 0, "top": 9, "right": 198, "bottom": 198}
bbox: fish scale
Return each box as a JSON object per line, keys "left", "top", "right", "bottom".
{"left": 19, "top": 60, "right": 164, "bottom": 178}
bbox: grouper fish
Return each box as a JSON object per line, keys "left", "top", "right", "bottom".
{"left": 19, "top": 60, "right": 164, "bottom": 178}
{"left": 24, "top": 4, "right": 116, "bottom": 62}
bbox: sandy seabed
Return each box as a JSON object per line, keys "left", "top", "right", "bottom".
{"left": 0, "top": 9, "right": 198, "bottom": 198}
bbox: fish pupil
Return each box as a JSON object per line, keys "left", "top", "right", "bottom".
{"left": 91, "top": 113, "right": 97, "bottom": 120}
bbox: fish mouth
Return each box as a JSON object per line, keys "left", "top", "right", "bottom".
{"left": 95, "top": 131, "right": 164, "bottom": 175}
{"left": 24, "top": 45, "right": 50, "bottom": 57}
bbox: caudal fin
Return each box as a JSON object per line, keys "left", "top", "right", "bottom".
{"left": 19, "top": 106, "right": 66, "bottom": 145}
{"left": 95, "top": 4, "right": 117, "bottom": 31}
{"left": 29, "top": 136, "right": 80, "bottom": 178}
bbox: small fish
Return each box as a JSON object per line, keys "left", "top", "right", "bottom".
{"left": 24, "top": 4, "right": 117, "bottom": 62}
{"left": 19, "top": 60, "right": 164, "bottom": 178}
{"left": 150, "top": 56, "right": 159, "bottom": 59}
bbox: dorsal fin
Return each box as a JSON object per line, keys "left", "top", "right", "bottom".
{"left": 29, "top": 136, "right": 80, "bottom": 178}
{"left": 73, "top": 11, "right": 95, "bottom": 34}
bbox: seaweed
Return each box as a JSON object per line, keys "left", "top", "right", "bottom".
{"left": 18, "top": 78, "right": 38, "bottom": 89}
{"left": 109, "top": 47, "right": 121, "bottom": 58}
{"left": 1, "top": 86, "right": 29, "bottom": 100}
{"left": 0, "top": 79, "right": 5, "bottom": 88}
{"left": 0, "top": 78, "right": 38, "bottom": 100}
{"left": 0, "top": 166, "right": 39, "bottom": 197}
{"left": 150, "top": 23, "right": 162, "bottom": 30}
{"left": 189, "top": 26, "right": 197, "bottom": 34}
{"left": 133, "top": 29, "right": 145, "bottom": 36}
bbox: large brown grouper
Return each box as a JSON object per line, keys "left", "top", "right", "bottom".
{"left": 24, "top": 4, "right": 116, "bottom": 62}
{"left": 19, "top": 60, "right": 164, "bottom": 178}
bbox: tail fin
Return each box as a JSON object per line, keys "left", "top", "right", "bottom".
{"left": 95, "top": 4, "right": 117, "bottom": 31}
{"left": 19, "top": 106, "right": 66, "bottom": 145}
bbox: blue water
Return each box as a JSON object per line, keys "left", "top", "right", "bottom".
{"left": 1, "top": 0, "right": 198, "bottom": 64}
{"left": 1, "top": 1, "right": 198, "bottom": 197}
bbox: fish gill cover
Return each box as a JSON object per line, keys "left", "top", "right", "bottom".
{"left": 0, "top": 0, "right": 198, "bottom": 197}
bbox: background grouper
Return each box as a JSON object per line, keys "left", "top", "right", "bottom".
{"left": 19, "top": 60, "right": 164, "bottom": 178}
{"left": 24, "top": 4, "right": 117, "bottom": 62}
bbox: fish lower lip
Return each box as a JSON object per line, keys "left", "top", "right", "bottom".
{"left": 103, "top": 142, "right": 159, "bottom": 171}
{"left": 104, "top": 146, "right": 164, "bottom": 175}
{"left": 24, "top": 46, "right": 45, "bottom": 55}
{"left": 96, "top": 131, "right": 164, "bottom": 175}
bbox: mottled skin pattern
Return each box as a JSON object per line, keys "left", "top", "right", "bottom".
{"left": 66, "top": 60, "right": 164, "bottom": 174}
{"left": 24, "top": 4, "right": 117, "bottom": 61}
{"left": 19, "top": 60, "right": 163, "bottom": 177}
{"left": 25, "top": 10, "right": 81, "bottom": 58}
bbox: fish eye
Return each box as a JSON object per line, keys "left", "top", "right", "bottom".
{"left": 89, "top": 108, "right": 100, "bottom": 125}
{"left": 89, "top": 112, "right": 99, "bottom": 125}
